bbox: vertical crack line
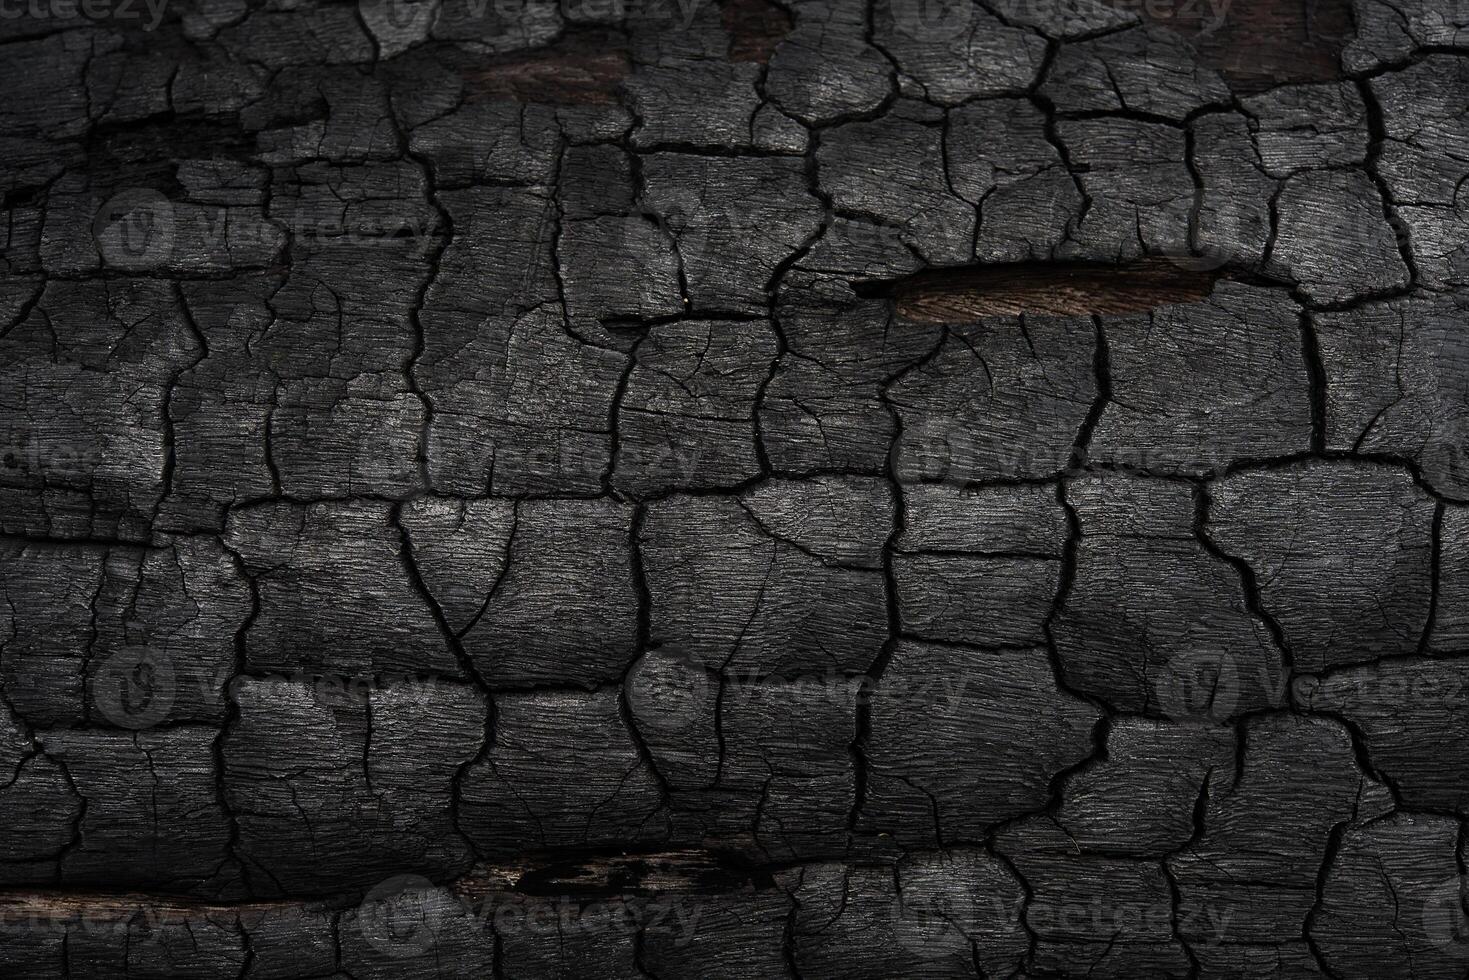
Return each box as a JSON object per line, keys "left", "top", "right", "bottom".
{"left": 1300, "top": 309, "right": 1328, "bottom": 454}
{"left": 618, "top": 501, "right": 675, "bottom": 803}
{"left": 399, "top": 135, "right": 453, "bottom": 497}
{"left": 603, "top": 332, "right": 643, "bottom": 501}
{"left": 1356, "top": 75, "right": 1419, "bottom": 290}
{"left": 155, "top": 282, "right": 211, "bottom": 535}
{"left": 1303, "top": 817, "right": 1351, "bottom": 980}
{"left": 388, "top": 501, "right": 494, "bottom": 862}
{"left": 214, "top": 537, "right": 261, "bottom": 896}
{"left": 1192, "top": 481, "right": 1296, "bottom": 678}
{"left": 1072, "top": 314, "right": 1110, "bottom": 471}
{"left": 1163, "top": 853, "right": 1200, "bottom": 980}
{"left": 1031, "top": 39, "right": 1092, "bottom": 240}
{"left": 852, "top": 319, "right": 948, "bottom": 832}
{"left": 988, "top": 845, "right": 1039, "bottom": 971}
{"left": 1418, "top": 501, "right": 1445, "bottom": 655}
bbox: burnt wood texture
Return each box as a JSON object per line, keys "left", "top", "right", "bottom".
{"left": 2, "top": 0, "right": 1469, "bottom": 977}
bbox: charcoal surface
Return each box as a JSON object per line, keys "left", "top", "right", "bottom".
{"left": 0, "top": 0, "right": 1465, "bottom": 977}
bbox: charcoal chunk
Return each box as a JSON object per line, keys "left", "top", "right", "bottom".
{"left": 224, "top": 501, "right": 459, "bottom": 677}
{"left": 614, "top": 318, "right": 778, "bottom": 495}
{"left": 0, "top": 707, "right": 78, "bottom": 884}
{"left": 1168, "top": 714, "right": 1393, "bottom": 948}
{"left": 1344, "top": 0, "right": 1469, "bottom": 71}
{"left": 250, "top": 242, "right": 432, "bottom": 501}
{"left": 225, "top": 675, "right": 485, "bottom": 896}
{"left": 1208, "top": 460, "right": 1435, "bottom": 672}
{"left": 1316, "top": 292, "right": 1469, "bottom": 499}
{"left": 1057, "top": 117, "right": 1193, "bottom": 263}
{"left": 900, "top": 482, "right": 1068, "bottom": 554}
{"left": 240, "top": 903, "right": 339, "bottom": 979}
{"left": 996, "top": 816, "right": 1192, "bottom": 977}
{"left": 493, "top": 892, "right": 644, "bottom": 979}
{"left": 1091, "top": 282, "right": 1312, "bottom": 474}
{"left": 399, "top": 496, "right": 515, "bottom": 637}
{"left": 0, "top": 279, "right": 200, "bottom": 541}
{"left": 418, "top": 299, "right": 626, "bottom": 496}
{"left": 1057, "top": 718, "right": 1235, "bottom": 856}
{"left": 1311, "top": 813, "right": 1469, "bottom": 980}
{"left": 1270, "top": 169, "right": 1409, "bottom": 304}
{"left": 1191, "top": 111, "right": 1274, "bottom": 268}
{"left": 762, "top": 270, "right": 940, "bottom": 473}
{"left": 1055, "top": 473, "right": 1288, "bottom": 719}
{"left": 157, "top": 274, "right": 282, "bottom": 532}
{"left": 1371, "top": 57, "right": 1469, "bottom": 288}
{"left": 342, "top": 880, "right": 495, "bottom": 979}
{"left": 818, "top": 100, "right": 974, "bottom": 266}
{"left": 894, "top": 548, "right": 1059, "bottom": 647}
{"left": 626, "top": 647, "right": 721, "bottom": 791}
{"left": 1433, "top": 506, "right": 1469, "bottom": 647}
{"left": 872, "top": 0, "right": 1043, "bottom": 105}
{"left": 862, "top": 640, "right": 1099, "bottom": 843}
{"left": 888, "top": 315, "right": 1097, "bottom": 482}
{"left": 558, "top": 214, "right": 685, "bottom": 321}
{"left": 641, "top": 154, "right": 823, "bottom": 315}
{"left": 409, "top": 102, "right": 560, "bottom": 188}
{"left": 764, "top": 0, "right": 893, "bottom": 124}
{"left": 63, "top": 905, "right": 250, "bottom": 979}
{"left": 641, "top": 890, "right": 795, "bottom": 980}
{"left": 642, "top": 479, "right": 891, "bottom": 677}
{"left": 1300, "top": 658, "right": 1469, "bottom": 814}
{"left": 1242, "top": 83, "right": 1368, "bottom": 177}
{"left": 784, "top": 850, "right": 1029, "bottom": 979}
{"left": 947, "top": 97, "right": 1082, "bottom": 263}
{"left": 715, "top": 674, "right": 857, "bottom": 859}
{"left": 40, "top": 728, "right": 238, "bottom": 897}
{"left": 627, "top": 60, "right": 768, "bottom": 149}
{"left": 459, "top": 498, "right": 639, "bottom": 687}
{"left": 458, "top": 688, "right": 666, "bottom": 855}
{"left": 1043, "top": 25, "right": 1230, "bottom": 120}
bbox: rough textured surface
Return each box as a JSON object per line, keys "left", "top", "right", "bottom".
{"left": 0, "top": 0, "right": 1464, "bottom": 976}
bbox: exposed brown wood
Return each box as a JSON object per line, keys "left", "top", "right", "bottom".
{"left": 462, "top": 31, "right": 631, "bottom": 104}
{"left": 723, "top": 0, "right": 795, "bottom": 63}
{"left": 865, "top": 259, "right": 1223, "bottom": 321}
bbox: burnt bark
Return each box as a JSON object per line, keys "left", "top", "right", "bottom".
{"left": 2, "top": 0, "right": 1467, "bottom": 977}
